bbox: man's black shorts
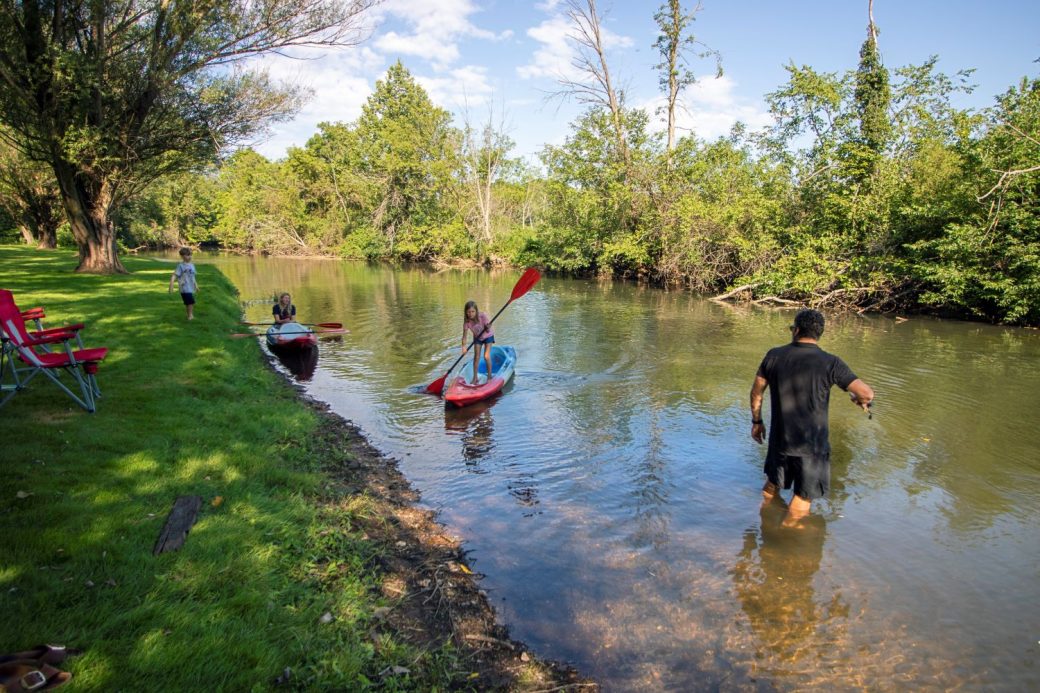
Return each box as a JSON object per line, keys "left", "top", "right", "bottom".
{"left": 764, "top": 452, "right": 829, "bottom": 500}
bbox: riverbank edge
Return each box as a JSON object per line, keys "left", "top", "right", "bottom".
{"left": 260, "top": 355, "right": 595, "bottom": 691}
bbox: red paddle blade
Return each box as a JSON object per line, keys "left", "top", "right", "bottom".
{"left": 313, "top": 322, "right": 343, "bottom": 329}
{"left": 425, "top": 375, "right": 448, "bottom": 394}
{"left": 510, "top": 267, "right": 541, "bottom": 301}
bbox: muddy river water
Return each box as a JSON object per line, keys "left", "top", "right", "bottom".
{"left": 210, "top": 255, "right": 1039, "bottom": 691}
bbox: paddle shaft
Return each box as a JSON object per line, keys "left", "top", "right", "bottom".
{"left": 230, "top": 328, "right": 346, "bottom": 338}
{"left": 241, "top": 321, "right": 342, "bottom": 328}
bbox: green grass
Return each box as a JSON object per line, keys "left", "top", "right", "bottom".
{"left": 0, "top": 246, "right": 468, "bottom": 691}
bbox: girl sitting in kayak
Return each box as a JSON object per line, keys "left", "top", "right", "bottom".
{"left": 462, "top": 300, "right": 494, "bottom": 385}
{"left": 273, "top": 293, "right": 297, "bottom": 326}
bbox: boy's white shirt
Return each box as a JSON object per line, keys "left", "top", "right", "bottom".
{"left": 174, "top": 262, "right": 197, "bottom": 293}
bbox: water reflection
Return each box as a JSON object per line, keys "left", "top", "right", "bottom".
{"left": 732, "top": 499, "right": 845, "bottom": 672}
{"left": 269, "top": 345, "right": 319, "bottom": 382}
{"left": 444, "top": 397, "right": 497, "bottom": 463}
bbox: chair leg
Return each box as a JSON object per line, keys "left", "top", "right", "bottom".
{"left": 38, "top": 367, "right": 95, "bottom": 412}
{"left": 0, "top": 343, "right": 27, "bottom": 409}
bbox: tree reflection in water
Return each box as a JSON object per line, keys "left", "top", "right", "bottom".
{"left": 731, "top": 498, "right": 849, "bottom": 673}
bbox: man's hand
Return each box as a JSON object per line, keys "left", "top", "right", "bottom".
{"left": 752, "top": 422, "right": 765, "bottom": 444}
{"left": 848, "top": 379, "right": 874, "bottom": 413}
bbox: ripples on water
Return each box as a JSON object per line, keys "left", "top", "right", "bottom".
{"left": 206, "top": 255, "right": 1040, "bottom": 691}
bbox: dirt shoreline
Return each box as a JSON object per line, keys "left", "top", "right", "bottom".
{"left": 269, "top": 356, "right": 596, "bottom": 691}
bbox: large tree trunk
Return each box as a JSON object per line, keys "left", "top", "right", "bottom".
{"left": 35, "top": 224, "right": 57, "bottom": 249}
{"left": 17, "top": 224, "right": 36, "bottom": 246}
{"left": 53, "top": 161, "right": 126, "bottom": 273}
{"left": 27, "top": 190, "right": 59, "bottom": 249}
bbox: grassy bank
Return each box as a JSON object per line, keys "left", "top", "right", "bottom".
{"left": 0, "top": 246, "right": 587, "bottom": 691}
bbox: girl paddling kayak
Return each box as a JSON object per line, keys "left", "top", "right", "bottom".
{"left": 462, "top": 300, "right": 494, "bottom": 386}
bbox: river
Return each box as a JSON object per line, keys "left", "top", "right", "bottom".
{"left": 203, "top": 254, "right": 1039, "bottom": 691}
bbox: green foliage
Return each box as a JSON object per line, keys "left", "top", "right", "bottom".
{"left": 355, "top": 62, "right": 459, "bottom": 252}
{"left": 854, "top": 27, "right": 892, "bottom": 157}
{"left": 0, "top": 130, "right": 64, "bottom": 247}
{"left": 908, "top": 78, "right": 1040, "bottom": 324}
{"left": 118, "top": 172, "right": 218, "bottom": 248}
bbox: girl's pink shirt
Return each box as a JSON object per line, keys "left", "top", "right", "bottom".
{"left": 464, "top": 312, "right": 494, "bottom": 341}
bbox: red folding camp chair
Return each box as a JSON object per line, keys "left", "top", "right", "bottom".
{"left": 0, "top": 296, "right": 108, "bottom": 413}
{"left": 0, "top": 289, "right": 86, "bottom": 348}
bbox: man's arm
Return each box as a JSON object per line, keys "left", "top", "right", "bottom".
{"left": 847, "top": 378, "right": 874, "bottom": 412}
{"left": 750, "top": 375, "right": 768, "bottom": 444}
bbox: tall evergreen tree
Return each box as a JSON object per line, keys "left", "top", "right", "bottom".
{"left": 853, "top": 1, "right": 892, "bottom": 165}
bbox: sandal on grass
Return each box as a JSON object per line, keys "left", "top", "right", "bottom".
{"left": 0, "top": 660, "right": 71, "bottom": 691}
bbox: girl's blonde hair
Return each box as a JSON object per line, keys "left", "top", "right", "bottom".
{"left": 463, "top": 300, "right": 478, "bottom": 321}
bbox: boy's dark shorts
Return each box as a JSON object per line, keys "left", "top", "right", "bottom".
{"left": 764, "top": 452, "right": 829, "bottom": 500}
{"left": 180, "top": 292, "right": 196, "bottom": 306}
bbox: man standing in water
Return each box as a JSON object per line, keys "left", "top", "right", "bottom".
{"left": 750, "top": 309, "right": 874, "bottom": 526}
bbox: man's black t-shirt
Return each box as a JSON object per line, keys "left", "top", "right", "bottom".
{"left": 757, "top": 342, "right": 857, "bottom": 458}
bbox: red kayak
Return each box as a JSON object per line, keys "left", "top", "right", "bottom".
{"left": 266, "top": 323, "right": 317, "bottom": 350}
{"left": 444, "top": 346, "right": 516, "bottom": 408}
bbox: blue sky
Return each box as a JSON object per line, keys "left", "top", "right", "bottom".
{"left": 250, "top": 0, "right": 1040, "bottom": 163}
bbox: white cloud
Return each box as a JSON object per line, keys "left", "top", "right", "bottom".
{"left": 372, "top": 0, "right": 509, "bottom": 71}
{"left": 416, "top": 65, "right": 494, "bottom": 109}
{"left": 247, "top": 46, "right": 381, "bottom": 159}
{"left": 518, "top": 9, "right": 634, "bottom": 84}
{"left": 638, "top": 75, "right": 773, "bottom": 142}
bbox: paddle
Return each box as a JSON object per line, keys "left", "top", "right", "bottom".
{"left": 229, "top": 328, "right": 348, "bottom": 338}
{"left": 425, "top": 267, "right": 542, "bottom": 395}
{"left": 240, "top": 321, "right": 343, "bottom": 329}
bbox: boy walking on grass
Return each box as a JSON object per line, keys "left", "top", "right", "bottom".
{"left": 168, "top": 247, "right": 198, "bottom": 320}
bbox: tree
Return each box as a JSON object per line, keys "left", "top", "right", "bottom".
{"left": 555, "top": 0, "right": 631, "bottom": 170}
{"left": 0, "top": 132, "right": 63, "bottom": 248}
{"left": 460, "top": 104, "right": 516, "bottom": 255}
{"left": 852, "top": 0, "right": 891, "bottom": 178}
{"left": 354, "top": 62, "right": 457, "bottom": 258}
{"left": 0, "top": 0, "right": 379, "bottom": 273}
{"left": 212, "top": 149, "right": 311, "bottom": 253}
{"left": 910, "top": 78, "right": 1040, "bottom": 324}
{"left": 653, "top": 1, "right": 721, "bottom": 156}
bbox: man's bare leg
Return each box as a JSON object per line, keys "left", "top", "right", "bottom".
{"left": 781, "top": 494, "right": 811, "bottom": 527}
{"left": 762, "top": 480, "right": 780, "bottom": 506}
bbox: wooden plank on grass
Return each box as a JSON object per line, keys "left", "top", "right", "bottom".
{"left": 153, "top": 495, "right": 202, "bottom": 555}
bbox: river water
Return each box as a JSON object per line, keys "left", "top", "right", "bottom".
{"left": 207, "top": 255, "right": 1038, "bottom": 691}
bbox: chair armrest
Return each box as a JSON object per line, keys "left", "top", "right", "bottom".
{"left": 26, "top": 331, "right": 78, "bottom": 346}
{"left": 32, "top": 324, "right": 85, "bottom": 337}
